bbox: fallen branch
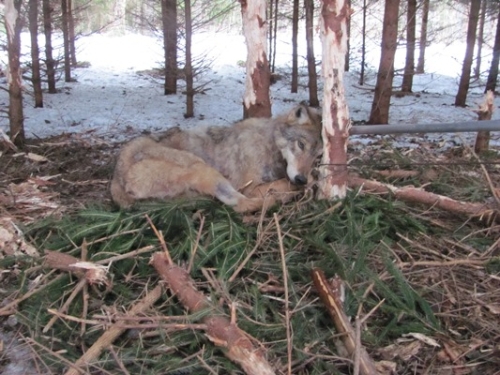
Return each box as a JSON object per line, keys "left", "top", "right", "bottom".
{"left": 311, "top": 268, "right": 377, "bottom": 375}
{"left": 151, "top": 251, "right": 276, "bottom": 375}
{"left": 44, "top": 250, "right": 109, "bottom": 285}
{"left": 349, "top": 176, "right": 499, "bottom": 223}
{"left": 63, "top": 284, "right": 163, "bottom": 375}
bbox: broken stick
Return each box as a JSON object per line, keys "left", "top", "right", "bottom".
{"left": 151, "top": 251, "right": 276, "bottom": 375}
{"left": 311, "top": 268, "right": 377, "bottom": 375}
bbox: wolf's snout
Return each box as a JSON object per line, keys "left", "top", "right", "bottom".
{"left": 294, "top": 175, "right": 307, "bottom": 185}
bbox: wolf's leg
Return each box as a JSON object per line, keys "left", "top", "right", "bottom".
{"left": 123, "top": 159, "right": 263, "bottom": 213}
{"left": 185, "top": 164, "right": 264, "bottom": 213}
{"left": 244, "top": 178, "right": 301, "bottom": 207}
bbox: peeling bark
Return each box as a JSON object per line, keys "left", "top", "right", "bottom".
{"left": 311, "top": 269, "right": 378, "bottom": 375}
{"left": 239, "top": 0, "right": 272, "bottom": 118}
{"left": 317, "top": 0, "right": 351, "bottom": 199}
{"left": 5, "top": 0, "right": 25, "bottom": 148}
{"left": 474, "top": 90, "right": 494, "bottom": 153}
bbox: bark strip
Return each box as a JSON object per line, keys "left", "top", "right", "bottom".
{"left": 474, "top": 90, "right": 494, "bottom": 153}
{"left": 311, "top": 269, "right": 377, "bottom": 375}
{"left": 151, "top": 251, "right": 275, "bottom": 375}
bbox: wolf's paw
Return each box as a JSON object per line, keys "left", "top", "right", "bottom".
{"left": 234, "top": 197, "right": 264, "bottom": 213}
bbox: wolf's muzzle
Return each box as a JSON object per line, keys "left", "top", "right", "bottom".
{"left": 294, "top": 175, "right": 307, "bottom": 185}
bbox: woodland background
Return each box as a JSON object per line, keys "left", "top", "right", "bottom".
{"left": 0, "top": 1, "right": 499, "bottom": 375}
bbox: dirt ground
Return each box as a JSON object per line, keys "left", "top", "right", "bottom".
{"left": 0, "top": 133, "right": 119, "bottom": 215}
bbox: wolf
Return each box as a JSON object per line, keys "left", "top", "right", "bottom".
{"left": 110, "top": 104, "right": 322, "bottom": 213}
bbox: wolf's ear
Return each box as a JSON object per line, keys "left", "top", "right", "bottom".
{"left": 287, "top": 105, "right": 310, "bottom": 125}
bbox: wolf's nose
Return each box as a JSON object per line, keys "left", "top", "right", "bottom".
{"left": 294, "top": 175, "right": 307, "bottom": 185}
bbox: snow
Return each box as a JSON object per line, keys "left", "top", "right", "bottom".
{"left": 0, "top": 30, "right": 498, "bottom": 147}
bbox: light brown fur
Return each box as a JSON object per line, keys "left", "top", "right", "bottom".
{"left": 110, "top": 104, "right": 322, "bottom": 212}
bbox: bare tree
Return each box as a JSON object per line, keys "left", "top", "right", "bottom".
{"left": 239, "top": 0, "right": 272, "bottom": 118}
{"left": 305, "top": 0, "right": 319, "bottom": 107}
{"left": 29, "top": 0, "right": 43, "bottom": 108}
{"left": 291, "top": 0, "right": 299, "bottom": 93}
{"left": 43, "top": 0, "right": 57, "bottom": 93}
{"left": 318, "top": 0, "right": 351, "bottom": 200}
{"left": 359, "top": 0, "right": 367, "bottom": 84}
{"left": 5, "top": 0, "right": 25, "bottom": 148}
{"left": 268, "top": 0, "right": 278, "bottom": 73}
{"left": 68, "top": 0, "right": 77, "bottom": 67}
{"left": 474, "top": 0, "right": 487, "bottom": 79}
{"left": 455, "top": 0, "right": 481, "bottom": 107}
{"left": 416, "top": 0, "right": 429, "bottom": 73}
{"left": 368, "top": 0, "right": 400, "bottom": 124}
{"left": 161, "top": 0, "right": 177, "bottom": 95}
{"left": 184, "top": 0, "right": 194, "bottom": 118}
{"left": 345, "top": 0, "right": 351, "bottom": 71}
{"left": 61, "top": 0, "right": 72, "bottom": 82}
{"left": 401, "top": 0, "right": 416, "bottom": 92}
{"left": 485, "top": 5, "right": 500, "bottom": 93}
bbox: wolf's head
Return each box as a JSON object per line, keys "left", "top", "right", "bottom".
{"left": 275, "top": 105, "right": 323, "bottom": 186}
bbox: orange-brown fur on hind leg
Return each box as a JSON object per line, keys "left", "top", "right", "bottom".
{"left": 110, "top": 104, "right": 322, "bottom": 212}
{"left": 110, "top": 137, "right": 263, "bottom": 212}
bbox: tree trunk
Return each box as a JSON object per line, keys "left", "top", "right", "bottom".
{"left": 68, "top": 0, "right": 77, "bottom": 67}
{"left": 29, "top": 0, "right": 43, "bottom": 108}
{"left": 474, "top": 90, "right": 494, "bottom": 153}
{"left": 43, "top": 0, "right": 57, "bottom": 93}
{"left": 474, "top": 0, "right": 486, "bottom": 79}
{"left": 368, "top": 0, "right": 400, "bottom": 124}
{"left": 5, "top": 0, "right": 25, "bottom": 148}
{"left": 291, "top": 0, "right": 299, "bottom": 93}
{"left": 305, "top": 0, "right": 319, "bottom": 107}
{"left": 268, "top": 0, "right": 274, "bottom": 73}
{"left": 345, "top": 0, "right": 351, "bottom": 71}
{"left": 318, "top": 0, "right": 351, "bottom": 200}
{"left": 401, "top": 0, "right": 416, "bottom": 92}
{"left": 61, "top": 0, "right": 72, "bottom": 82}
{"left": 455, "top": 0, "right": 481, "bottom": 107}
{"left": 359, "top": 0, "right": 367, "bottom": 84}
{"left": 416, "top": 0, "right": 429, "bottom": 74}
{"left": 239, "top": 0, "right": 272, "bottom": 119}
{"left": 184, "top": 0, "right": 194, "bottom": 118}
{"left": 162, "top": 0, "right": 177, "bottom": 95}
{"left": 485, "top": 6, "right": 500, "bottom": 93}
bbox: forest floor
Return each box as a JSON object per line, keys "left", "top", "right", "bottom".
{"left": 1, "top": 130, "right": 499, "bottom": 375}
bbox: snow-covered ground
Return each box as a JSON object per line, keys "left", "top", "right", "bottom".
{"left": 0, "top": 30, "right": 498, "bottom": 148}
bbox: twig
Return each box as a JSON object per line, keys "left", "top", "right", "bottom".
{"left": 95, "top": 245, "right": 155, "bottom": 265}
{"left": 311, "top": 269, "right": 377, "bottom": 375}
{"left": 398, "top": 258, "right": 488, "bottom": 268}
{"left": 43, "top": 278, "right": 87, "bottom": 333}
{"left": 188, "top": 214, "right": 205, "bottom": 273}
{"left": 145, "top": 214, "right": 173, "bottom": 264}
{"left": 63, "top": 284, "right": 163, "bottom": 375}
{"left": 0, "top": 273, "right": 63, "bottom": 316}
{"left": 274, "top": 213, "right": 292, "bottom": 375}
{"left": 108, "top": 346, "right": 132, "bottom": 375}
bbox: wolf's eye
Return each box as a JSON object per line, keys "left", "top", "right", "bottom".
{"left": 298, "top": 140, "right": 305, "bottom": 150}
